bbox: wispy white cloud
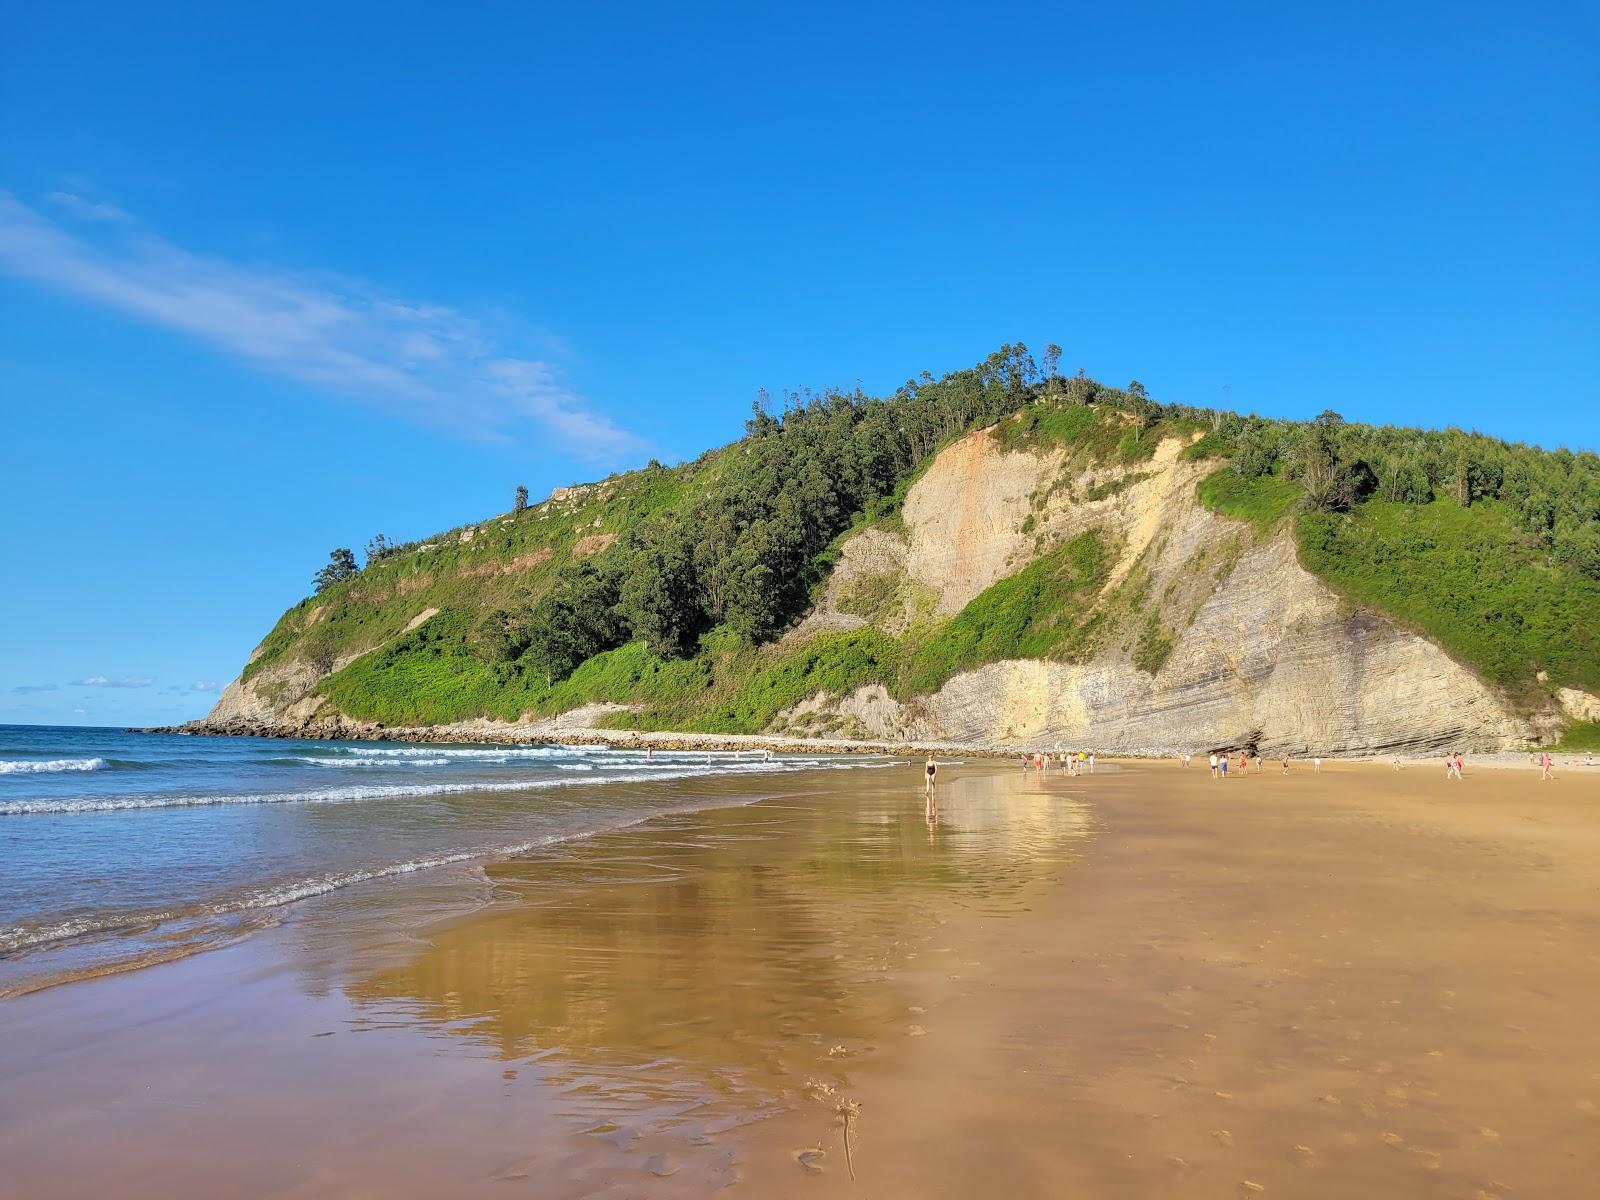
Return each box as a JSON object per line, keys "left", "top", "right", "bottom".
{"left": 0, "top": 191, "right": 643, "bottom": 460}
{"left": 46, "top": 190, "right": 132, "bottom": 223}
{"left": 7, "top": 683, "right": 58, "bottom": 695}
{"left": 77, "top": 675, "right": 154, "bottom": 688}
{"left": 191, "top": 680, "right": 219, "bottom": 693}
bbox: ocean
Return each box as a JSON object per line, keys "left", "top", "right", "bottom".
{"left": 0, "top": 724, "right": 891, "bottom": 995}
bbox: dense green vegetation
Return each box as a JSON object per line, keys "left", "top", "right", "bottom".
{"left": 318, "top": 535, "right": 1115, "bottom": 730}
{"left": 1554, "top": 721, "right": 1600, "bottom": 752}
{"left": 1190, "top": 416, "right": 1600, "bottom": 703}
{"left": 231, "top": 343, "right": 1599, "bottom": 738}
{"left": 1196, "top": 468, "right": 1302, "bottom": 534}
{"left": 1298, "top": 499, "right": 1600, "bottom": 702}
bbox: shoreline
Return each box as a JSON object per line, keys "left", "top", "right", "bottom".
{"left": 141, "top": 715, "right": 1597, "bottom": 765}
{"left": 143, "top": 715, "right": 1600, "bottom": 770}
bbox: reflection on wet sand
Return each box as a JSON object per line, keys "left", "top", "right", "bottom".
{"left": 0, "top": 766, "right": 1092, "bottom": 1199}
{"left": 342, "top": 771, "right": 1091, "bottom": 1176}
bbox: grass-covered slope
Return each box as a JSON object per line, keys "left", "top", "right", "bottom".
{"left": 1193, "top": 468, "right": 1600, "bottom": 707}
{"left": 1297, "top": 499, "right": 1600, "bottom": 703}
{"left": 215, "top": 346, "right": 1600, "bottom": 738}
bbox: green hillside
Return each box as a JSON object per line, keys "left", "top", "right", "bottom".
{"left": 226, "top": 346, "right": 1600, "bottom": 737}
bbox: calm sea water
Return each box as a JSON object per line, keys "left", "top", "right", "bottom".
{"left": 0, "top": 724, "right": 890, "bottom": 993}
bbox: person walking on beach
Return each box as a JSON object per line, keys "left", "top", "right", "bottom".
{"left": 1282, "top": 756, "right": 1290, "bottom": 774}
{"left": 1238, "top": 752, "right": 1248, "bottom": 776}
{"left": 1209, "top": 753, "right": 1219, "bottom": 778}
{"left": 1540, "top": 751, "right": 1554, "bottom": 781}
{"left": 1219, "top": 754, "right": 1229, "bottom": 779}
{"left": 1313, "top": 755, "right": 1322, "bottom": 773}
{"left": 1446, "top": 754, "right": 1462, "bottom": 780}
{"left": 1455, "top": 752, "right": 1465, "bottom": 777}
{"left": 1088, "top": 752, "right": 1096, "bottom": 774}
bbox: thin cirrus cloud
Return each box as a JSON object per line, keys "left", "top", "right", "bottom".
{"left": 0, "top": 190, "right": 643, "bottom": 460}
{"left": 77, "top": 675, "right": 154, "bottom": 688}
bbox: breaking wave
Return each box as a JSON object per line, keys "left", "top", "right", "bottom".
{"left": 0, "top": 757, "right": 108, "bottom": 775}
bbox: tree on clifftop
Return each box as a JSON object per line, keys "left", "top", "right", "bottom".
{"left": 313, "top": 548, "right": 358, "bottom": 593}
{"left": 513, "top": 484, "right": 529, "bottom": 513}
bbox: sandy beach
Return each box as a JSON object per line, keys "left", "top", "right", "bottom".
{"left": 2, "top": 757, "right": 1598, "bottom": 1198}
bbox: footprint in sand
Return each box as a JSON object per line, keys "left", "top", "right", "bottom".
{"left": 1212, "top": 1130, "right": 1235, "bottom": 1147}
{"left": 1241, "top": 1181, "right": 1265, "bottom": 1194}
{"left": 908, "top": 1024, "right": 928, "bottom": 1037}
{"left": 1409, "top": 1147, "right": 1443, "bottom": 1170}
{"left": 1380, "top": 1132, "right": 1406, "bottom": 1148}
{"left": 1292, "top": 1144, "right": 1316, "bottom": 1166}
{"left": 793, "top": 1148, "right": 826, "bottom": 1173}
{"left": 644, "top": 1153, "right": 679, "bottom": 1178}
{"left": 1476, "top": 1127, "right": 1500, "bottom": 1143}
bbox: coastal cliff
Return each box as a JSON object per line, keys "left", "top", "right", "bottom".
{"left": 193, "top": 351, "right": 1600, "bottom": 753}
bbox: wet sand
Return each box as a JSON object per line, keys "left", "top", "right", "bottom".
{"left": 2, "top": 760, "right": 1598, "bottom": 1197}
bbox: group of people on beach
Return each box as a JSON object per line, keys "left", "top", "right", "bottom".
{"left": 1019, "top": 750, "right": 1095, "bottom": 776}
{"left": 1194, "top": 751, "right": 1319, "bottom": 777}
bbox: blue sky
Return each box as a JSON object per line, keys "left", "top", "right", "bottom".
{"left": 1, "top": 1, "right": 1596, "bottom": 726}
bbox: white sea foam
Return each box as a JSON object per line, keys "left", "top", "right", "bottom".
{"left": 300, "top": 755, "right": 453, "bottom": 767}
{"left": 0, "top": 759, "right": 831, "bottom": 816}
{"left": 0, "top": 757, "right": 109, "bottom": 775}
{"left": 320, "top": 745, "right": 580, "bottom": 760}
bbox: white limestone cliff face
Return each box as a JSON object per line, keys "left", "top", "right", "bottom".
{"left": 784, "top": 532, "right": 1530, "bottom": 753}
{"left": 779, "top": 425, "right": 1543, "bottom": 753}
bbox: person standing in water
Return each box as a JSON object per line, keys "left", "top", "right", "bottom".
{"left": 924, "top": 754, "right": 938, "bottom": 795}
